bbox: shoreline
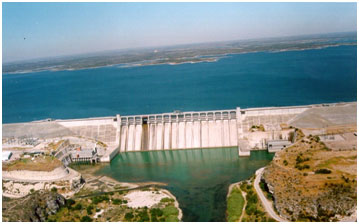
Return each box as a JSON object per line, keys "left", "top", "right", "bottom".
{"left": 3, "top": 43, "right": 355, "bottom": 75}
{"left": 71, "top": 164, "right": 183, "bottom": 221}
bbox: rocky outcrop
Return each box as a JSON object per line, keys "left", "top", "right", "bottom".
{"left": 3, "top": 191, "right": 66, "bottom": 222}
{"left": 3, "top": 166, "right": 69, "bottom": 181}
{"left": 2, "top": 168, "right": 84, "bottom": 198}
{"left": 262, "top": 158, "right": 357, "bottom": 221}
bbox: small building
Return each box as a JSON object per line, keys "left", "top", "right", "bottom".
{"left": 2, "top": 151, "right": 13, "bottom": 162}
{"left": 70, "top": 148, "right": 98, "bottom": 163}
{"left": 267, "top": 140, "right": 292, "bottom": 153}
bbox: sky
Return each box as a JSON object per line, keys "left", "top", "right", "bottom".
{"left": 2, "top": 2, "right": 357, "bottom": 63}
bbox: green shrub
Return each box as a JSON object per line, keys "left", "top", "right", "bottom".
{"left": 283, "top": 160, "right": 288, "bottom": 166}
{"left": 245, "top": 204, "right": 256, "bottom": 215}
{"left": 112, "top": 199, "right": 122, "bottom": 205}
{"left": 73, "top": 203, "right": 82, "bottom": 210}
{"left": 295, "top": 164, "right": 310, "bottom": 170}
{"left": 151, "top": 215, "right": 158, "bottom": 222}
{"left": 315, "top": 169, "right": 332, "bottom": 174}
{"left": 240, "top": 183, "right": 247, "bottom": 191}
{"left": 91, "top": 195, "right": 110, "bottom": 204}
{"left": 165, "top": 215, "right": 179, "bottom": 222}
{"left": 160, "top": 197, "right": 175, "bottom": 203}
{"left": 80, "top": 216, "right": 92, "bottom": 222}
{"left": 125, "top": 212, "right": 134, "bottom": 221}
{"left": 51, "top": 187, "right": 58, "bottom": 193}
{"left": 163, "top": 205, "right": 179, "bottom": 217}
{"left": 150, "top": 208, "right": 163, "bottom": 217}
{"left": 87, "top": 205, "right": 94, "bottom": 215}
{"left": 247, "top": 193, "right": 258, "bottom": 204}
{"left": 138, "top": 210, "right": 150, "bottom": 222}
{"left": 66, "top": 199, "right": 76, "bottom": 208}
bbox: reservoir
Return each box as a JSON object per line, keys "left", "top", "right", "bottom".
{"left": 2, "top": 45, "right": 356, "bottom": 220}
{"left": 96, "top": 148, "right": 274, "bottom": 221}
{"left": 3, "top": 45, "right": 357, "bottom": 123}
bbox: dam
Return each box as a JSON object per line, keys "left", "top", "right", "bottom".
{"left": 118, "top": 109, "right": 239, "bottom": 152}
{"left": 2, "top": 102, "right": 356, "bottom": 162}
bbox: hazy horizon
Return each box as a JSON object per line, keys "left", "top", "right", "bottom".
{"left": 3, "top": 2, "right": 357, "bottom": 63}
{"left": 3, "top": 31, "right": 356, "bottom": 64}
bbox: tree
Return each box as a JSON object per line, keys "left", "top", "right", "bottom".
{"left": 80, "top": 216, "right": 92, "bottom": 222}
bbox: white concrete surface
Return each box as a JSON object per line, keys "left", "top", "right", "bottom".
{"left": 185, "top": 122, "right": 193, "bottom": 148}
{"left": 127, "top": 124, "right": 135, "bottom": 151}
{"left": 215, "top": 120, "right": 223, "bottom": 147}
{"left": 193, "top": 121, "right": 201, "bottom": 148}
{"left": 134, "top": 124, "right": 142, "bottom": 151}
{"left": 163, "top": 123, "right": 171, "bottom": 150}
{"left": 120, "top": 125, "right": 128, "bottom": 152}
{"left": 155, "top": 123, "right": 164, "bottom": 150}
{"left": 57, "top": 117, "right": 116, "bottom": 127}
{"left": 148, "top": 124, "right": 156, "bottom": 150}
{"left": 229, "top": 119, "right": 238, "bottom": 146}
{"left": 208, "top": 121, "right": 216, "bottom": 147}
{"left": 223, "top": 120, "right": 230, "bottom": 147}
{"left": 178, "top": 122, "right": 186, "bottom": 149}
{"left": 171, "top": 122, "right": 178, "bottom": 149}
{"left": 201, "top": 121, "right": 209, "bottom": 148}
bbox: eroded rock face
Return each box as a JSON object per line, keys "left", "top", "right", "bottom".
{"left": 71, "top": 175, "right": 85, "bottom": 190}
{"left": 262, "top": 162, "right": 357, "bottom": 221}
{"left": 2, "top": 191, "right": 66, "bottom": 222}
{"left": 28, "top": 191, "right": 66, "bottom": 222}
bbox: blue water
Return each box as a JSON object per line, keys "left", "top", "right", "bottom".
{"left": 3, "top": 45, "right": 357, "bottom": 123}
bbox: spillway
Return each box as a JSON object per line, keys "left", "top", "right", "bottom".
{"left": 120, "top": 125, "right": 128, "bottom": 152}
{"left": 134, "top": 124, "right": 142, "bottom": 151}
{"left": 178, "top": 122, "right": 186, "bottom": 149}
{"left": 118, "top": 109, "right": 240, "bottom": 152}
{"left": 163, "top": 123, "right": 171, "bottom": 150}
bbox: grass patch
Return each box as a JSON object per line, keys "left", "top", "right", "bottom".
{"left": 227, "top": 186, "right": 244, "bottom": 222}
{"left": 163, "top": 205, "right": 179, "bottom": 217}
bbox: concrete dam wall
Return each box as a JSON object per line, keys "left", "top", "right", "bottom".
{"left": 118, "top": 110, "right": 239, "bottom": 152}
{"left": 4, "top": 102, "right": 355, "bottom": 161}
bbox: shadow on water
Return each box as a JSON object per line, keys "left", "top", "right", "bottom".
{"left": 95, "top": 147, "right": 274, "bottom": 221}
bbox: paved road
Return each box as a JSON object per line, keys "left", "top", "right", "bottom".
{"left": 254, "top": 167, "right": 288, "bottom": 222}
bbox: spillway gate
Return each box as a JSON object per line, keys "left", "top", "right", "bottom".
{"left": 118, "top": 109, "right": 240, "bottom": 152}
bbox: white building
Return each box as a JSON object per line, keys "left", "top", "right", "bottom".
{"left": 267, "top": 140, "right": 292, "bottom": 153}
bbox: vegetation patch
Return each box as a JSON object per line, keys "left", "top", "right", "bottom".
{"left": 47, "top": 189, "right": 180, "bottom": 222}
{"left": 3, "top": 155, "right": 62, "bottom": 172}
{"left": 226, "top": 186, "right": 244, "bottom": 222}
{"left": 227, "top": 179, "right": 275, "bottom": 222}
{"left": 314, "top": 169, "right": 332, "bottom": 174}
{"left": 250, "top": 124, "right": 265, "bottom": 132}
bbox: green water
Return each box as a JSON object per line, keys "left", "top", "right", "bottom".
{"left": 96, "top": 148, "right": 274, "bottom": 221}
{"left": 97, "top": 148, "right": 273, "bottom": 221}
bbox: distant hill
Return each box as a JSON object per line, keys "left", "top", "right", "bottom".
{"left": 3, "top": 32, "right": 356, "bottom": 74}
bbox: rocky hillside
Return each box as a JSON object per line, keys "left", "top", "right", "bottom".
{"left": 2, "top": 190, "right": 66, "bottom": 221}
{"left": 262, "top": 134, "right": 356, "bottom": 221}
